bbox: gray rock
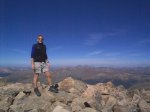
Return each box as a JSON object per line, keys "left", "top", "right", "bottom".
{"left": 1, "top": 77, "right": 150, "bottom": 112}
{"left": 10, "top": 94, "right": 52, "bottom": 112}
{"left": 138, "top": 99, "right": 150, "bottom": 112}
{"left": 83, "top": 107, "right": 99, "bottom": 112}
{"left": 0, "top": 77, "right": 7, "bottom": 87}
{"left": 131, "top": 94, "right": 141, "bottom": 106}
{"left": 115, "top": 92, "right": 128, "bottom": 106}
{"left": 0, "top": 109, "right": 5, "bottom": 112}
{"left": 141, "top": 89, "right": 150, "bottom": 104}
{"left": 113, "top": 106, "right": 131, "bottom": 112}
{"left": 13, "top": 91, "right": 26, "bottom": 104}
{"left": 50, "top": 101, "right": 71, "bottom": 112}
{"left": 52, "top": 105, "right": 71, "bottom": 112}
{"left": 104, "top": 95, "right": 117, "bottom": 109}
{"left": 71, "top": 97, "right": 102, "bottom": 112}
{"left": 0, "top": 83, "right": 26, "bottom": 98}
{"left": 0, "top": 96, "right": 14, "bottom": 111}
{"left": 82, "top": 85, "right": 102, "bottom": 111}
{"left": 58, "top": 77, "right": 87, "bottom": 95}
{"left": 53, "top": 91, "right": 76, "bottom": 105}
{"left": 71, "top": 97, "right": 86, "bottom": 112}
{"left": 116, "top": 85, "right": 126, "bottom": 91}
{"left": 25, "top": 108, "right": 45, "bottom": 112}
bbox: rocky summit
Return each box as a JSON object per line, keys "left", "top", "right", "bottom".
{"left": 0, "top": 77, "right": 150, "bottom": 112}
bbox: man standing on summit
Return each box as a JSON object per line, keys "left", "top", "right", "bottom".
{"left": 31, "top": 35, "right": 58, "bottom": 96}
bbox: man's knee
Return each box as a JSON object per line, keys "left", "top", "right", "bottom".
{"left": 45, "top": 72, "right": 51, "bottom": 77}
{"left": 34, "top": 73, "right": 39, "bottom": 78}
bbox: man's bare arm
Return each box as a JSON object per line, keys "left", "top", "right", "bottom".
{"left": 31, "top": 58, "right": 34, "bottom": 69}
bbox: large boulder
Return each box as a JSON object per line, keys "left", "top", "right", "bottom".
{"left": 10, "top": 95, "right": 52, "bottom": 112}
{"left": 71, "top": 97, "right": 89, "bottom": 112}
{"left": 82, "top": 84, "right": 103, "bottom": 111}
{"left": 96, "top": 82, "right": 115, "bottom": 95}
{"left": 115, "top": 91, "right": 129, "bottom": 106}
{"left": 0, "top": 83, "right": 32, "bottom": 98}
{"left": 71, "top": 97, "right": 102, "bottom": 112}
{"left": 131, "top": 94, "right": 141, "bottom": 106}
{"left": 0, "top": 96, "right": 14, "bottom": 111}
{"left": 113, "top": 106, "right": 131, "bottom": 112}
{"left": 52, "top": 105, "right": 71, "bottom": 112}
{"left": 141, "top": 89, "right": 150, "bottom": 103}
{"left": 101, "top": 95, "right": 117, "bottom": 112}
{"left": 83, "top": 107, "right": 99, "bottom": 112}
{"left": 138, "top": 99, "right": 150, "bottom": 112}
{"left": 49, "top": 101, "right": 71, "bottom": 112}
{"left": 52, "top": 91, "right": 77, "bottom": 105}
{"left": 58, "top": 77, "right": 87, "bottom": 95}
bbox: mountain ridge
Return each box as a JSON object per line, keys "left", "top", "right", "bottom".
{"left": 1, "top": 66, "right": 150, "bottom": 89}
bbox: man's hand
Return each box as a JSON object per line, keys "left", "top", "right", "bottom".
{"left": 46, "top": 60, "right": 50, "bottom": 68}
{"left": 32, "top": 64, "right": 35, "bottom": 70}
{"left": 31, "top": 58, "right": 35, "bottom": 70}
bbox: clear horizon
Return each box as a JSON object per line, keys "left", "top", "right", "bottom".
{"left": 0, "top": 0, "right": 150, "bottom": 67}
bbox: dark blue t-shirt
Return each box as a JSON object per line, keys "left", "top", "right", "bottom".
{"left": 31, "top": 43, "right": 48, "bottom": 62}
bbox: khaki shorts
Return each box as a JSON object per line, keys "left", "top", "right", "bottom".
{"left": 34, "top": 62, "right": 49, "bottom": 73}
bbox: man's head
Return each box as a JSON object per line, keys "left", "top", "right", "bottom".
{"left": 37, "top": 35, "right": 44, "bottom": 43}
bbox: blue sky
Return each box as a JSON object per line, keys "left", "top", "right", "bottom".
{"left": 0, "top": 0, "right": 150, "bottom": 67}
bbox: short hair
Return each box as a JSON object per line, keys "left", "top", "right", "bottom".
{"left": 38, "top": 35, "right": 43, "bottom": 37}
{"left": 37, "top": 35, "right": 44, "bottom": 40}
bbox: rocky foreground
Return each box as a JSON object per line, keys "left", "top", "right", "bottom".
{"left": 0, "top": 77, "right": 150, "bottom": 112}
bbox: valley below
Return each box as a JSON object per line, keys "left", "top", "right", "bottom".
{"left": 0, "top": 65, "right": 150, "bottom": 89}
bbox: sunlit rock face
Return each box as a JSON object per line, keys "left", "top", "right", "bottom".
{"left": 0, "top": 77, "right": 150, "bottom": 112}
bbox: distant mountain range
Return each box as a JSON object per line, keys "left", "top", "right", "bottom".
{"left": 0, "top": 65, "right": 150, "bottom": 89}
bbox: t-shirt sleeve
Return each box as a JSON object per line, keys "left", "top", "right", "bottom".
{"left": 31, "top": 44, "right": 35, "bottom": 58}
{"left": 45, "top": 45, "right": 48, "bottom": 59}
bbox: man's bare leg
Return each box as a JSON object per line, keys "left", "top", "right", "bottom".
{"left": 33, "top": 73, "right": 39, "bottom": 88}
{"left": 45, "top": 71, "right": 58, "bottom": 93}
{"left": 45, "top": 71, "right": 52, "bottom": 86}
{"left": 33, "top": 73, "right": 41, "bottom": 96}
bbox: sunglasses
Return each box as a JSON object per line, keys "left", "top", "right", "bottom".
{"left": 38, "top": 38, "right": 44, "bottom": 40}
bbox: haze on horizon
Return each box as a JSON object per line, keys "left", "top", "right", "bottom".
{"left": 0, "top": 0, "right": 150, "bottom": 67}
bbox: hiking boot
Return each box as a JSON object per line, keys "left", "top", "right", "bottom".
{"left": 48, "top": 85, "right": 58, "bottom": 93}
{"left": 54, "top": 84, "right": 59, "bottom": 88}
{"left": 34, "top": 87, "right": 41, "bottom": 96}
